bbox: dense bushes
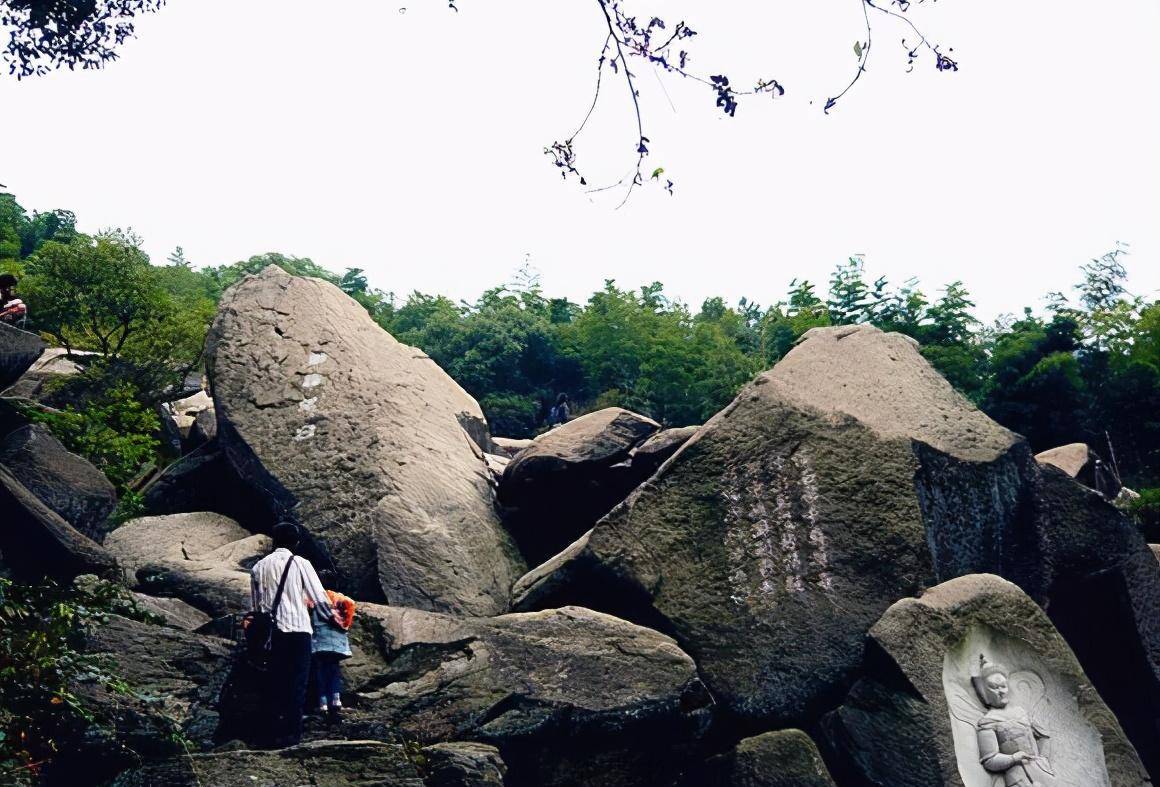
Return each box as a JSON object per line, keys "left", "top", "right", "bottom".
{"left": 0, "top": 578, "right": 138, "bottom": 784}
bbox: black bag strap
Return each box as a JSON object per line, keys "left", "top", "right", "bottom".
{"left": 269, "top": 555, "right": 296, "bottom": 621}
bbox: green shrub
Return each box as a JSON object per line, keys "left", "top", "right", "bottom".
{"left": 1128, "top": 487, "right": 1160, "bottom": 542}
{"left": 21, "top": 380, "right": 160, "bottom": 493}
{"left": 0, "top": 579, "right": 134, "bottom": 783}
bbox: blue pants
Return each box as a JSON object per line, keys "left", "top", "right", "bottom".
{"left": 266, "top": 630, "right": 312, "bottom": 746}
{"left": 314, "top": 651, "right": 344, "bottom": 706}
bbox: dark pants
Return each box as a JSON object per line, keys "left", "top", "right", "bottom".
{"left": 266, "top": 630, "right": 312, "bottom": 747}
{"left": 314, "top": 651, "right": 344, "bottom": 706}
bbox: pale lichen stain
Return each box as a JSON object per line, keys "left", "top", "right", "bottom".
{"left": 293, "top": 424, "right": 317, "bottom": 442}
{"left": 723, "top": 451, "right": 834, "bottom": 610}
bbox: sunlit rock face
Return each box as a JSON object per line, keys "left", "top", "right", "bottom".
{"left": 205, "top": 265, "right": 524, "bottom": 615}
{"left": 511, "top": 325, "right": 1160, "bottom": 754}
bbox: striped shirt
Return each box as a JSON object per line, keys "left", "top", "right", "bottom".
{"left": 250, "top": 548, "right": 334, "bottom": 634}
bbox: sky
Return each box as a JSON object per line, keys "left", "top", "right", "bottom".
{"left": 1, "top": 0, "right": 1157, "bottom": 321}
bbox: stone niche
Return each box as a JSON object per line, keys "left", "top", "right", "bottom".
{"left": 943, "top": 626, "right": 1110, "bottom": 787}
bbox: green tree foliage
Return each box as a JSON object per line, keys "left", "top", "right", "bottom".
{"left": 20, "top": 382, "right": 161, "bottom": 491}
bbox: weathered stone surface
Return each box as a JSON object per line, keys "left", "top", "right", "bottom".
{"left": 0, "top": 320, "right": 45, "bottom": 392}
{"left": 700, "top": 730, "right": 836, "bottom": 787}
{"left": 109, "top": 740, "right": 424, "bottom": 787}
{"left": 0, "top": 463, "right": 117, "bottom": 580}
{"left": 1035, "top": 442, "right": 1121, "bottom": 498}
{"left": 484, "top": 452, "right": 509, "bottom": 484}
{"left": 205, "top": 266, "right": 523, "bottom": 614}
{"left": 423, "top": 742, "right": 506, "bottom": 787}
{"left": 159, "top": 390, "right": 215, "bottom": 453}
{"left": 630, "top": 425, "right": 699, "bottom": 477}
{"left": 2, "top": 346, "right": 87, "bottom": 399}
{"left": 191, "top": 405, "right": 218, "bottom": 444}
{"left": 337, "top": 604, "right": 713, "bottom": 786}
{"left": 139, "top": 443, "right": 275, "bottom": 530}
{"left": 492, "top": 436, "right": 534, "bottom": 458}
{"left": 823, "top": 574, "right": 1150, "bottom": 787}
{"left": 132, "top": 592, "right": 213, "bottom": 631}
{"left": 514, "top": 324, "right": 1160, "bottom": 767}
{"left": 0, "top": 423, "right": 117, "bottom": 540}
{"left": 499, "top": 407, "right": 660, "bottom": 563}
{"left": 104, "top": 512, "right": 269, "bottom": 619}
{"left": 47, "top": 614, "right": 234, "bottom": 784}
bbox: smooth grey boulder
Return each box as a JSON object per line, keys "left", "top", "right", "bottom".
{"left": 512, "top": 324, "right": 1160, "bottom": 768}
{"left": 335, "top": 604, "right": 713, "bottom": 786}
{"left": 104, "top": 512, "right": 269, "bottom": 619}
{"left": 822, "top": 574, "right": 1150, "bottom": 787}
{"left": 499, "top": 407, "right": 660, "bottom": 563}
{"left": 0, "top": 423, "right": 117, "bottom": 540}
{"left": 629, "top": 425, "right": 699, "bottom": 477}
{"left": 205, "top": 266, "right": 523, "bottom": 614}
{"left": 701, "top": 730, "right": 836, "bottom": 787}
{"left": 423, "top": 742, "right": 507, "bottom": 786}
{"left": 1035, "top": 442, "right": 1121, "bottom": 498}
{"left": 0, "top": 463, "right": 117, "bottom": 580}
{"left": 109, "top": 740, "right": 424, "bottom": 787}
{"left": 48, "top": 614, "right": 234, "bottom": 784}
{"left": 0, "top": 321, "right": 45, "bottom": 392}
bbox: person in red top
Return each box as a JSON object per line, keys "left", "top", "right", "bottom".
{"left": 0, "top": 274, "right": 27, "bottom": 326}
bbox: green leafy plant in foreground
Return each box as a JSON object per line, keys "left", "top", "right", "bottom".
{"left": 0, "top": 578, "right": 134, "bottom": 784}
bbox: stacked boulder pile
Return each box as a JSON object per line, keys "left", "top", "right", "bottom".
{"left": 1, "top": 269, "right": 1157, "bottom": 786}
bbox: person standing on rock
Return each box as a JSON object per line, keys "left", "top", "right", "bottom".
{"left": 250, "top": 522, "right": 340, "bottom": 748}
{"left": 547, "top": 392, "right": 571, "bottom": 427}
{"left": 0, "top": 274, "right": 28, "bottom": 326}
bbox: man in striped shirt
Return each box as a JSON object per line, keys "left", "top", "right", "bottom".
{"left": 251, "top": 522, "right": 340, "bottom": 748}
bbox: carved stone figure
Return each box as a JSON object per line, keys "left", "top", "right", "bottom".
{"left": 952, "top": 654, "right": 1063, "bottom": 787}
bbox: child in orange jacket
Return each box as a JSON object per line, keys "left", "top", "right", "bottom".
{"left": 308, "top": 573, "right": 356, "bottom": 719}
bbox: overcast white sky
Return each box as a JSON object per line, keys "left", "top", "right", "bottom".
{"left": 1, "top": 0, "right": 1157, "bottom": 319}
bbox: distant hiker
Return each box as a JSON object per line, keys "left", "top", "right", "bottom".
{"left": 0, "top": 274, "right": 27, "bottom": 326}
{"left": 309, "top": 570, "right": 356, "bottom": 722}
{"left": 547, "top": 393, "right": 571, "bottom": 427}
{"left": 250, "top": 522, "right": 341, "bottom": 748}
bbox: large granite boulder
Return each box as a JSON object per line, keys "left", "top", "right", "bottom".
{"left": 104, "top": 512, "right": 269, "bottom": 619}
{"left": 0, "top": 464, "right": 117, "bottom": 580}
{"left": 499, "top": 408, "right": 660, "bottom": 563}
{"left": 205, "top": 266, "right": 523, "bottom": 614}
{"left": 511, "top": 324, "right": 1160, "bottom": 769}
{"left": 823, "top": 574, "right": 1150, "bottom": 787}
{"left": 139, "top": 442, "right": 276, "bottom": 530}
{"left": 1035, "top": 442, "right": 1121, "bottom": 498}
{"left": 109, "top": 740, "right": 424, "bottom": 787}
{"left": 47, "top": 614, "right": 233, "bottom": 784}
{"left": 700, "top": 730, "right": 837, "bottom": 787}
{"left": 0, "top": 320, "right": 45, "bottom": 392}
{"left": 0, "top": 423, "right": 117, "bottom": 540}
{"left": 336, "top": 604, "right": 713, "bottom": 786}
